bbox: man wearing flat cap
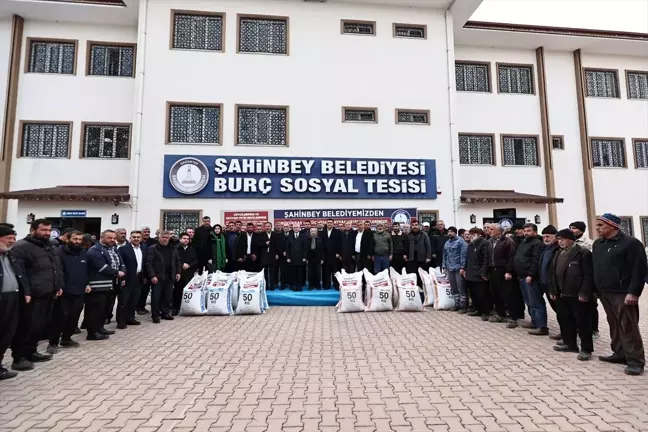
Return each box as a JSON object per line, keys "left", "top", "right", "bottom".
{"left": 593, "top": 213, "right": 647, "bottom": 375}
{"left": 569, "top": 221, "right": 599, "bottom": 340}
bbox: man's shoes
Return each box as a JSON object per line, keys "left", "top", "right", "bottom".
{"left": 489, "top": 315, "right": 505, "bottom": 323}
{"left": 0, "top": 368, "right": 18, "bottom": 380}
{"left": 136, "top": 308, "right": 149, "bottom": 315}
{"left": 171, "top": 309, "right": 179, "bottom": 317}
{"left": 555, "top": 341, "right": 567, "bottom": 347}
{"left": 457, "top": 309, "right": 469, "bottom": 314}
{"left": 467, "top": 310, "right": 481, "bottom": 316}
{"left": 624, "top": 365, "right": 644, "bottom": 376}
{"left": 117, "top": 324, "right": 127, "bottom": 330}
{"left": 481, "top": 314, "right": 490, "bottom": 321}
{"left": 577, "top": 351, "right": 592, "bottom": 361}
{"left": 105, "top": 319, "right": 112, "bottom": 325}
{"left": 11, "top": 358, "right": 34, "bottom": 371}
{"left": 553, "top": 345, "right": 579, "bottom": 353}
{"left": 127, "top": 320, "right": 141, "bottom": 326}
{"left": 528, "top": 327, "right": 549, "bottom": 336}
{"left": 60, "top": 339, "right": 80, "bottom": 348}
{"left": 27, "top": 352, "right": 53, "bottom": 362}
{"left": 161, "top": 315, "right": 174, "bottom": 321}
{"left": 87, "top": 333, "right": 109, "bottom": 341}
{"left": 99, "top": 328, "right": 115, "bottom": 335}
{"left": 592, "top": 331, "right": 600, "bottom": 340}
{"left": 449, "top": 307, "right": 459, "bottom": 312}
{"left": 550, "top": 333, "right": 563, "bottom": 341}
{"left": 46, "top": 344, "right": 60, "bottom": 355}
{"left": 73, "top": 327, "right": 81, "bottom": 335}
{"left": 520, "top": 321, "right": 535, "bottom": 329}
{"left": 152, "top": 317, "right": 161, "bottom": 323}
{"left": 599, "top": 354, "right": 627, "bottom": 364}
{"left": 506, "top": 319, "right": 518, "bottom": 329}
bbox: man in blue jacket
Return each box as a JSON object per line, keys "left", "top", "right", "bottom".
{"left": 47, "top": 230, "right": 89, "bottom": 353}
{"left": 86, "top": 230, "right": 125, "bottom": 340}
{"left": 443, "top": 227, "right": 468, "bottom": 312}
{"left": 118, "top": 230, "right": 147, "bottom": 329}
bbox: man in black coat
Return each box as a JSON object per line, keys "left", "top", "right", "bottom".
{"left": 117, "top": 230, "right": 148, "bottom": 328}
{"left": 192, "top": 216, "right": 213, "bottom": 274}
{"left": 9, "top": 219, "right": 63, "bottom": 371}
{"left": 172, "top": 232, "right": 198, "bottom": 315}
{"left": 285, "top": 229, "right": 306, "bottom": 291}
{"left": 429, "top": 220, "right": 449, "bottom": 269}
{"left": 514, "top": 223, "right": 546, "bottom": 334}
{"left": 145, "top": 231, "right": 181, "bottom": 323}
{"left": 277, "top": 224, "right": 292, "bottom": 289}
{"left": 549, "top": 229, "right": 594, "bottom": 361}
{"left": 487, "top": 224, "right": 520, "bottom": 325}
{"left": 305, "top": 228, "right": 325, "bottom": 289}
{"left": 0, "top": 225, "right": 27, "bottom": 380}
{"left": 320, "top": 219, "right": 342, "bottom": 289}
{"left": 464, "top": 228, "right": 491, "bottom": 319}
{"left": 258, "top": 222, "right": 281, "bottom": 289}
{"left": 340, "top": 222, "right": 357, "bottom": 274}
{"left": 593, "top": 214, "right": 647, "bottom": 376}
{"left": 235, "top": 223, "right": 259, "bottom": 272}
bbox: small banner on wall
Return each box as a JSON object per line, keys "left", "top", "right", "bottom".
{"left": 273, "top": 208, "right": 417, "bottom": 227}
{"left": 222, "top": 211, "right": 270, "bottom": 226}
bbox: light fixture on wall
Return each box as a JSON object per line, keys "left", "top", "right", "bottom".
{"left": 535, "top": 215, "right": 541, "bottom": 224}
{"left": 26, "top": 213, "right": 35, "bottom": 224}
{"left": 470, "top": 214, "right": 476, "bottom": 224}
{"left": 111, "top": 213, "right": 119, "bottom": 225}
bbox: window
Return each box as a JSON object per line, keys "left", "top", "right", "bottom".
{"left": 502, "top": 135, "right": 539, "bottom": 166}
{"left": 552, "top": 135, "right": 564, "bottom": 150}
{"left": 172, "top": 11, "right": 224, "bottom": 51}
{"left": 641, "top": 216, "right": 648, "bottom": 245}
{"left": 459, "top": 135, "right": 494, "bottom": 165}
{"left": 236, "top": 105, "right": 288, "bottom": 146}
{"left": 498, "top": 64, "right": 534, "bottom": 94}
{"left": 343, "top": 107, "right": 377, "bottom": 123}
{"left": 634, "top": 139, "right": 648, "bottom": 168}
{"left": 627, "top": 71, "right": 648, "bottom": 99}
{"left": 168, "top": 104, "right": 222, "bottom": 145}
{"left": 585, "top": 69, "right": 619, "bottom": 98}
{"left": 238, "top": 15, "right": 288, "bottom": 54}
{"left": 456, "top": 62, "right": 490, "bottom": 92}
{"left": 590, "top": 138, "right": 626, "bottom": 168}
{"left": 26, "top": 39, "right": 76, "bottom": 74}
{"left": 162, "top": 211, "right": 200, "bottom": 232}
{"left": 82, "top": 123, "right": 130, "bottom": 159}
{"left": 87, "top": 42, "right": 135, "bottom": 77}
{"left": 341, "top": 20, "right": 375, "bottom": 35}
{"left": 396, "top": 110, "right": 429, "bottom": 125}
{"left": 620, "top": 217, "right": 634, "bottom": 237}
{"left": 20, "top": 122, "right": 71, "bottom": 158}
{"left": 393, "top": 24, "right": 426, "bottom": 39}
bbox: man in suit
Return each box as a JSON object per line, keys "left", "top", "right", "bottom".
{"left": 340, "top": 222, "right": 357, "bottom": 274}
{"left": 145, "top": 231, "right": 181, "bottom": 323}
{"left": 173, "top": 232, "right": 198, "bottom": 315}
{"left": 320, "top": 219, "right": 342, "bottom": 289}
{"left": 277, "top": 223, "right": 292, "bottom": 289}
{"left": 285, "top": 228, "right": 306, "bottom": 291}
{"left": 258, "top": 222, "right": 280, "bottom": 289}
{"left": 117, "top": 230, "right": 147, "bottom": 329}
{"left": 305, "top": 228, "right": 325, "bottom": 289}
{"left": 236, "top": 223, "right": 260, "bottom": 272}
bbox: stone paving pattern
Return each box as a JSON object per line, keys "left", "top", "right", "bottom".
{"left": 1, "top": 302, "right": 647, "bottom": 432}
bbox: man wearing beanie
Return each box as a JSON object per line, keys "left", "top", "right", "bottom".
{"left": 442, "top": 227, "right": 468, "bottom": 311}
{"left": 569, "top": 221, "right": 599, "bottom": 339}
{"left": 539, "top": 225, "right": 559, "bottom": 313}
{"left": 513, "top": 223, "right": 546, "bottom": 333}
{"left": 0, "top": 225, "right": 27, "bottom": 380}
{"left": 549, "top": 229, "right": 594, "bottom": 361}
{"left": 593, "top": 213, "right": 647, "bottom": 375}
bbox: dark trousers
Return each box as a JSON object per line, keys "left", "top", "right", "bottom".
{"left": 0, "top": 292, "right": 19, "bottom": 366}
{"left": 542, "top": 283, "right": 557, "bottom": 312}
{"left": 322, "top": 259, "right": 340, "bottom": 289}
{"left": 244, "top": 256, "right": 260, "bottom": 273}
{"left": 466, "top": 280, "right": 492, "bottom": 314}
{"left": 289, "top": 265, "right": 304, "bottom": 290}
{"left": 85, "top": 291, "right": 108, "bottom": 336}
{"left": 151, "top": 278, "right": 174, "bottom": 319}
{"left": 279, "top": 260, "right": 290, "bottom": 288}
{"left": 600, "top": 292, "right": 645, "bottom": 367}
{"left": 556, "top": 296, "right": 593, "bottom": 353}
{"left": 489, "top": 268, "right": 524, "bottom": 320}
{"left": 406, "top": 262, "right": 425, "bottom": 287}
{"left": 49, "top": 294, "right": 84, "bottom": 345}
{"left": 590, "top": 296, "right": 599, "bottom": 332}
{"left": 263, "top": 264, "right": 279, "bottom": 289}
{"left": 391, "top": 255, "right": 406, "bottom": 274}
{"left": 105, "top": 289, "right": 117, "bottom": 322}
{"left": 308, "top": 259, "right": 322, "bottom": 289}
{"left": 137, "top": 283, "right": 150, "bottom": 310}
{"left": 12, "top": 295, "right": 53, "bottom": 360}
{"left": 118, "top": 279, "right": 143, "bottom": 325}
{"left": 341, "top": 258, "right": 355, "bottom": 274}
{"left": 173, "top": 274, "right": 192, "bottom": 312}
{"left": 225, "top": 258, "right": 238, "bottom": 273}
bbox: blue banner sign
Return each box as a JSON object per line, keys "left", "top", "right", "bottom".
{"left": 163, "top": 155, "right": 436, "bottom": 199}
{"left": 274, "top": 208, "right": 417, "bottom": 225}
{"left": 61, "top": 210, "right": 87, "bottom": 217}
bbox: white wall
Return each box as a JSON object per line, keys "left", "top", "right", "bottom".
{"left": 135, "top": 0, "right": 453, "bottom": 229}
{"left": 583, "top": 53, "right": 648, "bottom": 240}
{"left": 0, "top": 18, "right": 12, "bottom": 155}
{"left": 457, "top": 203, "right": 548, "bottom": 229}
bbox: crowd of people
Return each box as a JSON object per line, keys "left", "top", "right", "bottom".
{"left": 0, "top": 212, "right": 646, "bottom": 381}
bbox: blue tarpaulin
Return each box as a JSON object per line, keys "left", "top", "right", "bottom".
{"left": 267, "top": 289, "right": 340, "bottom": 306}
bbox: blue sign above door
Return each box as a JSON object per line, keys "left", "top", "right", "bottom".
{"left": 61, "top": 210, "right": 87, "bottom": 218}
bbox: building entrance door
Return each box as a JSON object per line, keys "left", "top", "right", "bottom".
{"left": 47, "top": 217, "right": 102, "bottom": 237}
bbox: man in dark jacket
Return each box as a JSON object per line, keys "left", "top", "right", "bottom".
{"left": 172, "top": 232, "right": 198, "bottom": 315}
{"left": 236, "top": 223, "right": 260, "bottom": 272}
{"left": 390, "top": 222, "right": 408, "bottom": 274}
{"left": 355, "top": 222, "right": 375, "bottom": 276}
{"left": 145, "top": 231, "right": 181, "bottom": 323}
{"left": 285, "top": 229, "right": 306, "bottom": 291}
{"left": 47, "top": 231, "right": 88, "bottom": 354}
{"left": 514, "top": 223, "right": 546, "bottom": 334}
{"left": 136, "top": 226, "right": 156, "bottom": 315}
{"left": 340, "top": 222, "right": 357, "bottom": 274}
{"left": 429, "top": 220, "right": 449, "bottom": 269}
{"left": 0, "top": 225, "right": 26, "bottom": 380}
{"left": 464, "top": 228, "right": 491, "bottom": 319}
{"left": 487, "top": 224, "right": 521, "bottom": 326}
{"left": 406, "top": 221, "right": 431, "bottom": 277}
{"left": 117, "top": 230, "right": 147, "bottom": 327}
{"left": 10, "top": 219, "right": 63, "bottom": 371}
{"left": 549, "top": 229, "right": 594, "bottom": 361}
{"left": 86, "top": 230, "right": 124, "bottom": 340}
{"left": 539, "top": 225, "right": 560, "bottom": 340}
{"left": 258, "top": 222, "right": 281, "bottom": 290}
{"left": 593, "top": 214, "right": 647, "bottom": 376}
{"left": 226, "top": 223, "right": 241, "bottom": 273}
{"left": 305, "top": 228, "right": 325, "bottom": 289}
{"left": 320, "top": 220, "right": 342, "bottom": 289}
{"left": 192, "top": 216, "right": 212, "bottom": 274}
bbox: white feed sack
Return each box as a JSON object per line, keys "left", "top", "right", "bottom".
{"left": 389, "top": 267, "right": 400, "bottom": 308}
{"left": 180, "top": 273, "right": 207, "bottom": 316}
{"left": 206, "top": 275, "right": 234, "bottom": 316}
{"left": 236, "top": 271, "right": 269, "bottom": 311}
{"left": 430, "top": 267, "right": 454, "bottom": 310}
{"left": 363, "top": 269, "right": 394, "bottom": 312}
{"left": 216, "top": 270, "right": 240, "bottom": 310}
{"left": 395, "top": 272, "right": 424, "bottom": 312}
{"left": 418, "top": 268, "right": 435, "bottom": 307}
{"left": 335, "top": 271, "right": 365, "bottom": 313}
{"left": 235, "top": 272, "right": 265, "bottom": 315}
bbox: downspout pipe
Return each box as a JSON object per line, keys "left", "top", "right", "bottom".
{"left": 130, "top": 0, "right": 148, "bottom": 228}
{"left": 445, "top": 4, "right": 460, "bottom": 226}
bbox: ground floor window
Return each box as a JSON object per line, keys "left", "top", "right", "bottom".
{"left": 162, "top": 210, "right": 201, "bottom": 233}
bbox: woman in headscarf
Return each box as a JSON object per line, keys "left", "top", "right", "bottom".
{"left": 208, "top": 224, "right": 228, "bottom": 272}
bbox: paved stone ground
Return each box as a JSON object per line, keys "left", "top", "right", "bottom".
{"left": 1, "top": 302, "right": 647, "bottom": 432}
